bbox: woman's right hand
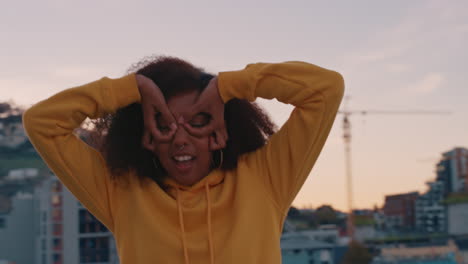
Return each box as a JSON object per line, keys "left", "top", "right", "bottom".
{"left": 183, "top": 77, "right": 228, "bottom": 150}
{"left": 136, "top": 74, "right": 177, "bottom": 151}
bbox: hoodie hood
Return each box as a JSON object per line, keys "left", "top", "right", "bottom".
{"left": 162, "top": 169, "right": 225, "bottom": 195}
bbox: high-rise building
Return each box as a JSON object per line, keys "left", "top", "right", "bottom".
{"left": 437, "top": 147, "right": 468, "bottom": 196}
{"left": 383, "top": 192, "right": 419, "bottom": 230}
{"left": 34, "top": 176, "right": 118, "bottom": 264}
{"left": 415, "top": 181, "right": 446, "bottom": 233}
{"left": 0, "top": 192, "right": 35, "bottom": 264}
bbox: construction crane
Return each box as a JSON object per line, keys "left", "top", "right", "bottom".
{"left": 338, "top": 96, "right": 451, "bottom": 240}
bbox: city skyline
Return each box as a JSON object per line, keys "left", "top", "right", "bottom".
{"left": 1, "top": 1, "right": 467, "bottom": 211}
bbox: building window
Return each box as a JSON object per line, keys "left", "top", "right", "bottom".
{"left": 51, "top": 194, "right": 62, "bottom": 207}
{"left": 42, "top": 211, "right": 47, "bottom": 222}
{"left": 52, "top": 253, "right": 62, "bottom": 264}
{"left": 79, "top": 237, "right": 110, "bottom": 263}
{"left": 52, "top": 223, "right": 62, "bottom": 236}
{"left": 79, "top": 209, "right": 108, "bottom": 233}
{"left": 53, "top": 238, "right": 62, "bottom": 250}
{"left": 52, "top": 208, "right": 62, "bottom": 221}
{"left": 0, "top": 218, "right": 5, "bottom": 228}
{"left": 41, "top": 239, "right": 46, "bottom": 251}
{"left": 51, "top": 181, "right": 62, "bottom": 193}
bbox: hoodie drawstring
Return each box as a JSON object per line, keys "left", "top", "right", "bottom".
{"left": 176, "top": 188, "right": 190, "bottom": 264}
{"left": 175, "top": 184, "right": 215, "bottom": 264}
{"left": 205, "top": 182, "right": 215, "bottom": 264}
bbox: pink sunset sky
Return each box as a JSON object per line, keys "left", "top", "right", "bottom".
{"left": 1, "top": 0, "right": 467, "bottom": 211}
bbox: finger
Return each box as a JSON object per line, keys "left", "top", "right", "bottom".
{"left": 148, "top": 110, "right": 176, "bottom": 143}
{"left": 142, "top": 106, "right": 161, "bottom": 144}
{"left": 158, "top": 105, "right": 177, "bottom": 131}
{"left": 141, "top": 130, "right": 154, "bottom": 152}
{"left": 214, "top": 117, "right": 228, "bottom": 141}
{"left": 219, "top": 128, "right": 228, "bottom": 146}
{"left": 145, "top": 117, "right": 173, "bottom": 143}
{"left": 152, "top": 126, "right": 175, "bottom": 143}
{"left": 213, "top": 125, "right": 228, "bottom": 147}
{"left": 215, "top": 130, "right": 227, "bottom": 149}
{"left": 209, "top": 134, "right": 223, "bottom": 151}
{"left": 209, "top": 130, "right": 226, "bottom": 151}
{"left": 222, "top": 126, "right": 228, "bottom": 142}
{"left": 183, "top": 122, "right": 216, "bottom": 138}
{"left": 185, "top": 98, "right": 210, "bottom": 124}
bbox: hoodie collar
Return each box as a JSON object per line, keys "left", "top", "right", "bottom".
{"left": 161, "top": 169, "right": 223, "bottom": 264}
{"left": 162, "top": 169, "right": 225, "bottom": 193}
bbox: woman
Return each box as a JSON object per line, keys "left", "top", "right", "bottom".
{"left": 23, "top": 56, "right": 344, "bottom": 264}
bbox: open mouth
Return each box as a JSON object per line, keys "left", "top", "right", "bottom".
{"left": 172, "top": 155, "right": 196, "bottom": 172}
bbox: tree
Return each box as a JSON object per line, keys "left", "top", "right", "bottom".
{"left": 0, "top": 102, "right": 11, "bottom": 114}
{"left": 286, "top": 206, "right": 318, "bottom": 229}
{"left": 0, "top": 101, "right": 23, "bottom": 117}
{"left": 287, "top": 206, "right": 300, "bottom": 218}
{"left": 315, "top": 205, "right": 338, "bottom": 225}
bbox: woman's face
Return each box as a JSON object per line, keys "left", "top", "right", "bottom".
{"left": 153, "top": 90, "right": 213, "bottom": 186}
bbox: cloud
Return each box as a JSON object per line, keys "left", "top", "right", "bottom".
{"left": 406, "top": 73, "right": 444, "bottom": 94}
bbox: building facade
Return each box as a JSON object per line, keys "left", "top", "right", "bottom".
{"left": 383, "top": 192, "right": 419, "bottom": 230}
{"left": 0, "top": 192, "right": 35, "bottom": 264}
{"left": 447, "top": 202, "right": 468, "bottom": 236}
{"left": 34, "top": 176, "right": 119, "bottom": 264}
{"left": 415, "top": 181, "right": 446, "bottom": 233}
{"left": 281, "top": 232, "right": 335, "bottom": 264}
{"left": 437, "top": 147, "right": 468, "bottom": 196}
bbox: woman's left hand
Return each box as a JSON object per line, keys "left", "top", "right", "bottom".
{"left": 136, "top": 74, "right": 177, "bottom": 151}
{"left": 184, "top": 77, "right": 228, "bottom": 150}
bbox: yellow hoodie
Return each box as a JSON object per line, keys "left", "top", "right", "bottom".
{"left": 23, "top": 61, "right": 344, "bottom": 264}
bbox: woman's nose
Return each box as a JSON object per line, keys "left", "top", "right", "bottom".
{"left": 172, "top": 125, "right": 190, "bottom": 149}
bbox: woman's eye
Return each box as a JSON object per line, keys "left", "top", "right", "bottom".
{"left": 189, "top": 122, "right": 206, "bottom": 128}
{"left": 158, "top": 125, "right": 170, "bottom": 132}
{"left": 189, "top": 113, "right": 210, "bottom": 128}
{"left": 155, "top": 113, "right": 171, "bottom": 132}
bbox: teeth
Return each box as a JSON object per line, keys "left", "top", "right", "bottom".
{"left": 174, "top": 155, "right": 193, "bottom": 162}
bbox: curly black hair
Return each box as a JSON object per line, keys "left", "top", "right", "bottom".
{"left": 92, "top": 56, "right": 276, "bottom": 188}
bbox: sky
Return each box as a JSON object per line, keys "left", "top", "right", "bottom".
{"left": 1, "top": 0, "right": 467, "bottom": 211}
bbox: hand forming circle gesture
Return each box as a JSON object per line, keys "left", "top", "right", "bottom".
{"left": 136, "top": 74, "right": 177, "bottom": 152}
